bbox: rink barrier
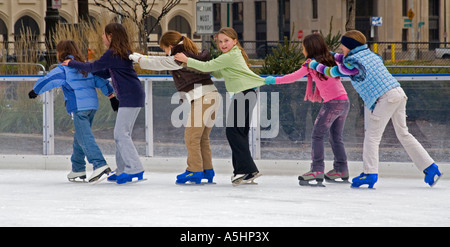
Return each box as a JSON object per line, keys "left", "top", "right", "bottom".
{"left": 1, "top": 74, "right": 450, "bottom": 160}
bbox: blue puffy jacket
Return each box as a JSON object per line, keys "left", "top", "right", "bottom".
{"left": 33, "top": 64, "right": 114, "bottom": 114}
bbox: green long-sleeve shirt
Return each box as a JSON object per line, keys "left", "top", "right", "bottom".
{"left": 186, "top": 45, "right": 264, "bottom": 93}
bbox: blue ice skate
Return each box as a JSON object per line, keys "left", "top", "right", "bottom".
{"left": 203, "top": 169, "right": 215, "bottom": 184}
{"left": 176, "top": 170, "right": 203, "bottom": 184}
{"left": 351, "top": 173, "right": 378, "bottom": 189}
{"left": 107, "top": 174, "right": 117, "bottom": 182}
{"left": 423, "top": 163, "right": 442, "bottom": 187}
{"left": 116, "top": 171, "right": 144, "bottom": 184}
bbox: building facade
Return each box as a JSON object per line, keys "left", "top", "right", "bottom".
{"left": 0, "top": 0, "right": 449, "bottom": 47}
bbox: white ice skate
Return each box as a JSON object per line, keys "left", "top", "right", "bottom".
{"left": 231, "top": 172, "right": 261, "bottom": 186}
{"left": 67, "top": 171, "right": 87, "bottom": 183}
{"left": 88, "top": 165, "right": 112, "bottom": 183}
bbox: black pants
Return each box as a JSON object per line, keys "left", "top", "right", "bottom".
{"left": 226, "top": 89, "right": 259, "bottom": 175}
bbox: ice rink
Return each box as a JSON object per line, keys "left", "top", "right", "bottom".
{"left": 0, "top": 156, "right": 449, "bottom": 227}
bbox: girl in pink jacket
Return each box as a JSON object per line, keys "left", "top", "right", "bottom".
{"left": 265, "top": 33, "right": 350, "bottom": 187}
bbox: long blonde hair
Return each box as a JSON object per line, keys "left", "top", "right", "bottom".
{"left": 159, "top": 30, "right": 199, "bottom": 55}
{"left": 217, "top": 27, "right": 250, "bottom": 67}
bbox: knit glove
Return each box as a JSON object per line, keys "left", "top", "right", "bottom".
{"left": 28, "top": 90, "right": 38, "bottom": 99}
{"left": 110, "top": 96, "right": 119, "bottom": 112}
{"left": 265, "top": 76, "right": 276, "bottom": 85}
{"left": 129, "top": 52, "right": 144, "bottom": 62}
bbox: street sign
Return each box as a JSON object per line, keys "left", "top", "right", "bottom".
{"left": 196, "top": 2, "right": 214, "bottom": 35}
{"left": 297, "top": 30, "right": 303, "bottom": 39}
{"left": 371, "top": 17, "right": 382, "bottom": 26}
{"left": 407, "top": 8, "right": 415, "bottom": 20}
{"left": 52, "top": 0, "right": 61, "bottom": 9}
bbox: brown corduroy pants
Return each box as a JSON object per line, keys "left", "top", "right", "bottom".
{"left": 184, "top": 91, "right": 220, "bottom": 172}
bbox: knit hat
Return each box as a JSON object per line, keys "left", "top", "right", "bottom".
{"left": 341, "top": 36, "right": 363, "bottom": 50}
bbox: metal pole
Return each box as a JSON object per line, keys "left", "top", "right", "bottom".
{"left": 144, "top": 79, "right": 154, "bottom": 157}
{"left": 42, "top": 90, "right": 54, "bottom": 155}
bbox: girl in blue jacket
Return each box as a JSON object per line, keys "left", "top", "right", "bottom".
{"left": 28, "top": 40, "right": 118, "bottom": 183}
{"left": 62, "top": 23, "right": 146, "bottom": 184}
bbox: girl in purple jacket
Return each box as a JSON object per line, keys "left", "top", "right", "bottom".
{"left": 63, "top": 23, "right": 145, "bottom": 184}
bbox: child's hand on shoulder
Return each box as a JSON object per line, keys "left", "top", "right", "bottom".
{"left": 303, "top": 58, "right": 312, "bottom": 67}
{"left": 129, "top": 52, "right": 144, "bottom": 62}
{"left": 174, "top": 52, "right": 188, "bottom": 63}
{"left": 61, "top": 59, "right": 71, "bottom": 66}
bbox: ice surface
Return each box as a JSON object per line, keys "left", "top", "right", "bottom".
{"left": 0, "top": 169, "right": 448, "bottom": 227}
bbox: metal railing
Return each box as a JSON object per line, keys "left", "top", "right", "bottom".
{"left": 0, "top": 74, "right": 449, "bottom": 162}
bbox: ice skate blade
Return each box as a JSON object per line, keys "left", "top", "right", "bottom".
{"left": 299, "top": 180, "right": 326, "bottom": 187}
{"left": 430, "top": 173, "right": 443, "bottom": 187}
{"left": 325, "top": 178, "right": 350, "bottom": 184}
{"left": 90, "top": 171, "right": 116, "bottom": 185}
{"left": 68, "top": 178, "right": 87, "bottom": 183}
{"left": 232, "top": 180, "right": 259, "bottom": 186}
{"left": 118, "top": 178, "right": 147, "bottom": 185}
{"left": 350, "top": 185, "right": 376, "bottom": 190}
{"left": 176, "top": 181, "right": 206, "bottom": 186}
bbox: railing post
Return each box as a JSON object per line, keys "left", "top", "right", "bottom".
{"left": 249, "top": 87, "right": 261, "bottom": 160}
{"left": 42, "top": 90, "right": 54, "bottom": 155}
{"left": 144, "top": 78, "right": 154, "bottom": 157}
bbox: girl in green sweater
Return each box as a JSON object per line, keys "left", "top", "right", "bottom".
{"left": 175, "top": 27, "right": 264, "bottom": 186}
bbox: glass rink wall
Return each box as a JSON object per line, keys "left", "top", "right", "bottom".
{"left": 0, "top": 74, "right": 448, "bottom": 163}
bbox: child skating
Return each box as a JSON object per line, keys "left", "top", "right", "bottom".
{"left": 29, "top": 40, "right": 117, "bottom": 183}
{"left": 265, "top": 33, "right": 350, "bottom": 187}
{"left": 63, "top": 23, "right": 146, "bottom": 184}
{"left": 307, "top": 30, "right": 443, "bottom": 188}
{"left": 129, "top": 31, "right": 220, "bottom": 185}
{"left": 174, "top": 27, "right": 265, "bottom": 186}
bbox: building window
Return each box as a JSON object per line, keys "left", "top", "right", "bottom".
{"left": 255, "top": 1, "right": 267, "bottom": 41}
{"left": 232, "top": 2, "right": 244, "bottom": 40}
{"left": 429, "top": 0, "right": 439, "bottom": 49}
{"left": 278, "top": 0, "right": 290, "bottom": 40}
{"left": 312, "top": 0, "right": 318, "bottom": 19}
{"left": 255, "top": 1, "right": 266, "bottom": 21}
{"left": 402, "top": 0, "right": 408, "bottom": 16}
{"left": 213, "top": 3, "right": 221, "bottom": 32}
{"left": 168, "top": 16, "right": 191, "bottom": 38}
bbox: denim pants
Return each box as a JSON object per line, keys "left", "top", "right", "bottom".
{"left": 225, "top": 89, "right": 259, "bottom": 175}
{"left": 363, "top": 87, "right": 434, "bottom": 173}
{"left": 311, "top": 99, "right": 350, "bottom": 173}
{"left": 71, "top": 110, "right": 107, "bottom": 172}
{"left": 114, "top": 107, "right": 144, "bottom": 175}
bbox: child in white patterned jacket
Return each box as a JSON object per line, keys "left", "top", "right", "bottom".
{"left": 308, "top": 30, "right": 443, "bottom": 188}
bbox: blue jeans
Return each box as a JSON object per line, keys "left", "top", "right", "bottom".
{"left": 311, "top": 99, "right": 350, "bottom": 173}
{"left": 71, "top": 110, "right": 107, "bottom": 172}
